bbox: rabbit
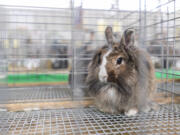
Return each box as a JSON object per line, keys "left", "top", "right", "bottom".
{"left": 86, "top": 26, "right": 157, "bottom": 116}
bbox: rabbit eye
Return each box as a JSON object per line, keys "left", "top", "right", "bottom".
{"left": 116, "top": 57, "right": 123, "bottom": 65}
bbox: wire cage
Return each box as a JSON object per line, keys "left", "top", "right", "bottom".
{"left": 0, "top": 0, "right": 180, "bottom": 134}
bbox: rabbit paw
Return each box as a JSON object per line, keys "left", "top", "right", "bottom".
{"left": 125, "top": 108, "right": 138, "bottom": 116}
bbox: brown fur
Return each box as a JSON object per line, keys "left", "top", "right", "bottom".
{"left": 86, "top": 27, "right": 157, "bottom": 114}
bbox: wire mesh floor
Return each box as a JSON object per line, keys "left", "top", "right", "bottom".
{"left": 0, "top": 87, "right": 72, "bottom": 103}
{"left": 0, "top": 105, "right": 180, "bottom": 135}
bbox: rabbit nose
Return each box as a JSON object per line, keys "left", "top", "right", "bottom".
{"left": 99, "top": 68, "right": 108, "bottom": 82}
{"left": 102, "top": 75, "right": 107, "bottom": 79}
{"left": 100, "top": 75, "right": 108, "bottom": 82}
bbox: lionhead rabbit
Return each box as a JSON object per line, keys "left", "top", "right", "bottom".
{"left": 86, "top": 26, "right": 157, "bottom": 116}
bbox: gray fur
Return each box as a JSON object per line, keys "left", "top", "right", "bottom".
{"left": 86, "top": 26, "right": 157, "bottom": 115}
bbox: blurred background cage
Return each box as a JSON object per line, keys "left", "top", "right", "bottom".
{"left": 0, "top": 0, "right": 180, "bottom": 134}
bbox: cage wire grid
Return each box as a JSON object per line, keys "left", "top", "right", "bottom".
{"left": 0, "top": 105, "right": 180, "bottom": 135}
{"left": 0, "top": 87, "right": 72, "bottom": 104}
{"left": 0, "top": 0, "right": 180, "bottom": 134}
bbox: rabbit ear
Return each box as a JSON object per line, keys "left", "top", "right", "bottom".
{"left": 105, "top": 26, "right": 114, "bottom": 46}
{"left": 120, "top": 28, "right": 135, "bottom": 46}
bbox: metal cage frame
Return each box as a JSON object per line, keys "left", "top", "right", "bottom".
{"left": 0, "top": 0, "right": 180, "bottom": 134}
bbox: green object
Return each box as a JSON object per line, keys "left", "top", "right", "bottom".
{"left": 155, "top": 70, "right": 180, "bottom": 79}
{"left": 0, "top": 70, "right": 179, "bottom": 84}
{"left": 8, "top": 74, "right": 69, "bottom": 84}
